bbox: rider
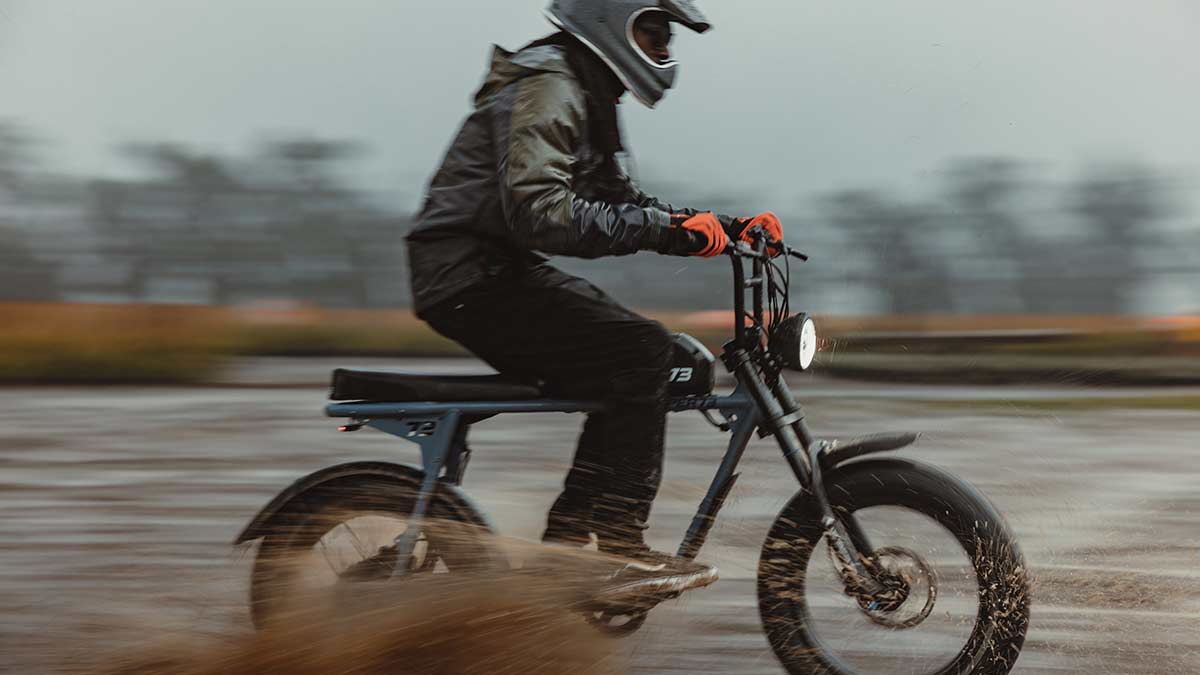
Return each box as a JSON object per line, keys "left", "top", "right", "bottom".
{"left": 406, "top": 0, "right": 783, "bottom": 582}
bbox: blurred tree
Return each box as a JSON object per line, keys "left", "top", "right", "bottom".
{"left": 0, "top": 223, "right": 58, "bottom": 300}
{"left": 1068, "top": 162, "right": 1167, "bottom": 313}
{"left": 120, "top": 143, "right": 245, "bottom": 302}
{"left": 123, "top": 143, "right": 240, "bottom": 225}
{"left": 0, "top": 119, "right": 36, "bottom": 199}
{"left": 256, "top": 137, "right": 378, "bottom": 306}
{"left": 0, "top": 121, "right": 59, "bottom": 300}
{"left": 87, "top": 178, "right": 154, "bottom": 301}
{"left": 260, "top": 138, "right": 362, "bottom": 198}
{"left": 943, "top": 158, "right": 1044, "bottom": 313}
{"left": 823, "top": 189, "right": 953, "bottom": 315}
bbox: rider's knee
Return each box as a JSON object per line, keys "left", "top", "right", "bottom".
{"left": 608, "top": 321, "right": 674, "bottom": 397}
{"left": 633, "top": 320, "right": 674, "bottom": 371}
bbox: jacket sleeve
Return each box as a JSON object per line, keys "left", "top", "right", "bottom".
{"left": 623, "top": 181, "right": 699, "bottom": 218}
{"left": 620, "top": 169, "right": 739, "bottom": 229}
{"left": 494, "top": 73, "right": 672, "bottom": 258}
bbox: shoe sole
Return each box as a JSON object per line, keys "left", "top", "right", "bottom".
{"left": 590, "top": 566, "right": 720, "bottom": 611}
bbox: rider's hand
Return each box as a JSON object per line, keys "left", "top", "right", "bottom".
{"left": 727, "top": 212, "right": 784, "bottom": 255}
{"left": 669, "top": 212, "right": 729, "bottom": 258}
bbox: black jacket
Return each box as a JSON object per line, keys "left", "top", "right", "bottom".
{"left": 406, "top": 42, "right": 697, "bottom": 314}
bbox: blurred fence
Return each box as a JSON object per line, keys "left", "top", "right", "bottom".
{"left": 2, "top": 120, "right": 1197, "bottom": 315}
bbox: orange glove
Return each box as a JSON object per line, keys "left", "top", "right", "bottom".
{"left": 728, "top": 212, "right": 784, "bottom": 254}
{"left": 673, "top": 212, "right": 729, "bottom": 258}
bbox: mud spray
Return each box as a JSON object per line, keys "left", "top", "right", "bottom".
{"left": 94, "top": 574, "right": 620, "bottom": 675}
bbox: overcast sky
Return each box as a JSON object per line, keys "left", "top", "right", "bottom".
{"left": 2, "top": 0, "right": 1198, "bottom": 212}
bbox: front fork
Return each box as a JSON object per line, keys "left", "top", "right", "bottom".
{"left": 724, "top": 348, "right": 887, "bottom": 596}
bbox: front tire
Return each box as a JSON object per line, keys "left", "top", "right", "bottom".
{"left": 757, "top": 458, "right": 1030, "bottom": 675}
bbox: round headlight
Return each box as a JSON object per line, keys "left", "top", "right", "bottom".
{"left": 772, "top": 313, "right": 818, "bottom": 371}
{"left": 797, "top": 314, "right": 817, "bottom": 370}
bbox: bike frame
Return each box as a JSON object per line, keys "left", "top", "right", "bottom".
{"left": 325, "top": 239, "right": 912, "bottom": 580}
{"left": 326, "top": 387, "right": 759, "bottom": 563}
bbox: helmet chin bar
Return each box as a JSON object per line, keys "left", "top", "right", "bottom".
{"left": 625, "top": 8, "right": 679, "bottom": 108}
{"left": 544, "top": 10, "right": 659, "bottom": 108}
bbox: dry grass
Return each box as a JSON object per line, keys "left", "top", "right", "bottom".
{"left": 226, "top": 305, "right": 464, "bottom": 357}
{"left": 0, "top": 302, "right": 465, "bottom": 383}
{"left": 0, "top": 302, "right": 230, "bottom": 383}
{"left": 5, "top": 302, "right": 1198, "bottom": 384}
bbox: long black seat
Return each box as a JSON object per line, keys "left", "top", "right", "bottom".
{"left": 330, "top": 368, "right": 543, "bottom": 402}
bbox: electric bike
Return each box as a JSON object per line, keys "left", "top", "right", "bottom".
{"left": 235, "top": 233, "right": 1030, "bottom": 674}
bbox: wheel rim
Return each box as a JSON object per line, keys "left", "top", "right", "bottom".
{"left": 253, "top": 509, "right": 479, "bottom": 628}
{"left": 285, "top": 511, "right": 454, "bottom": 590}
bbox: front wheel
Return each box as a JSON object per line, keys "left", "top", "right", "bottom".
{"left": 758, "top": 458, "right": 1030, "bottom": 675}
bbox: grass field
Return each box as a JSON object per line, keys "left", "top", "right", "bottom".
{"left": 2, "top": 302, "right": 1198, "bottom": 384}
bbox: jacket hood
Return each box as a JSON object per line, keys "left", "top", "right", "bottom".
{"left": 474, "top": 44, "right": 574, "bottom": 106}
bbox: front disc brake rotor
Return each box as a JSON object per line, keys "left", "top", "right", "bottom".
{"left": 862, "top": 546, "right": 938, "bottom": 629}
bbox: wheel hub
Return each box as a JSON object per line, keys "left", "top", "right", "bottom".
{"left": 829, "top": 543, "right": 938, "bottom": 629}
{"left": 338, "top": 545, "right": 399, "bottom": 582}
{"left": 855, "top": 570, "right": 911, "bottom": 614}
{"left": 859, "top": 546, "right": 937, "bottom": 629}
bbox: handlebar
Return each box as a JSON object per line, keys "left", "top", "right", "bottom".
{"left": 725, "top": 226, "right": 805, "bottom": 349}
{"left": 725, "top": 239, "right": 809, "bottom": 262}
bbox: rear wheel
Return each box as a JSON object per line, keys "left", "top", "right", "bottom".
{"left": 248, "top": 471, "right": 498, "bottom": 628}
{"left": 758, "top": 458, "right": 1030, "bottom": 675}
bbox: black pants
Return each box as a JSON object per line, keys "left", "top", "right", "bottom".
{"left": 420, "top": 263, "right": 673, "bottom": 553}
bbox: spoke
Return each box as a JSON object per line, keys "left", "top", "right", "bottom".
{"left": 340, "top": 522, "right": 371, "bottom": 560}
{"left": 317, "top": 538, "right": 342, "bottom": 575}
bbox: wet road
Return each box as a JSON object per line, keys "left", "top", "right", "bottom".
{"left": 3, "top": 360, "right": 1200, "bottom": 673}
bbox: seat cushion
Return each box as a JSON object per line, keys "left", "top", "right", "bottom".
{"left": 330, "top": 369, "right": 543, "bottom": 402}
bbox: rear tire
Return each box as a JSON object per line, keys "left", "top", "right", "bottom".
{"left": 248, "top": 471, "right": 497, "bottom": 629}
{"left": 757, "top": 458, "right": 1030, "bottom": 675}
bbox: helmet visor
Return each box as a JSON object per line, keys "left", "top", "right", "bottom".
{"left": 659, "top": 0, "right": 711, "bottom": 33}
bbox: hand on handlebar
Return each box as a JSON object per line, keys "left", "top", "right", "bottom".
{"left": 728, "top": 212, "right": 784, "bottom": 257}
{"left": 669, "top": 212, "right": 730, "bottom": 258}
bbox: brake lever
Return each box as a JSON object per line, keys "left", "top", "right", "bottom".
{"left": 728, "top": 241, "right": 757, "bottom": 257}
{"left": 764, "top": 239, "right": 809, "bottom": 262}
{"left": 744, "top": 223, "right": 811, "bottom": 260}
{"left": 729, "top": 237, "right": 808, "bottom": 262}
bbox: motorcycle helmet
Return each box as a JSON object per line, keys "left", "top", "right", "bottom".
{"left": 545, "top": 0, "right": 711, "bottom": 107}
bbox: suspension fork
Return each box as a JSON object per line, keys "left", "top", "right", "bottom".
{"left": 766, "top": 372, "right": 879, "bottom": 563}
{"left": 725, "top": 348, "right": 884, "bottom": 591}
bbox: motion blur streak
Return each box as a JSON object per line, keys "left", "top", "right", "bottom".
{"left": 94, "top": 578, "right": 617, "bottom": 675}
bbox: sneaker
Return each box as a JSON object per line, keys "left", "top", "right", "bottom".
{"left": 522, "top": 542, "right": 717, "bottom": 604}
{"left": 594, "top": 549, "right": 719, "bottom": 609}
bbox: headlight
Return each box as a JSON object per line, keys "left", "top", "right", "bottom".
{"left": 772, "top": 313, "right": 818, "bottom": 371}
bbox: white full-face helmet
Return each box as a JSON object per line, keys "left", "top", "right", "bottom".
{"left": 545, "top": 0, "right": 711, "bottom": 108}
